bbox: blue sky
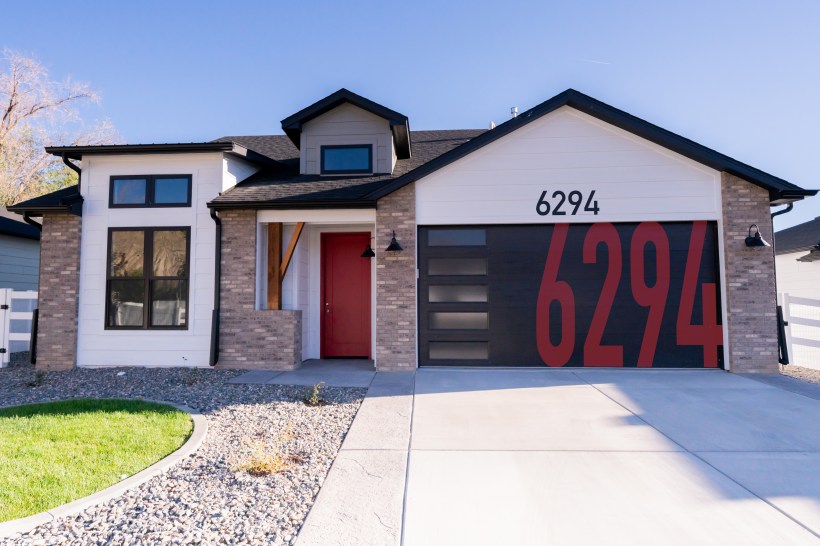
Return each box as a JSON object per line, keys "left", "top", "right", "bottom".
{"left": 4, "top": 0, "right": 819, "bottom": 229}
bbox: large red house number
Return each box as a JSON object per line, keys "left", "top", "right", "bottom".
{"left": 536, "top": 221, "right": 722, "bottom": 367}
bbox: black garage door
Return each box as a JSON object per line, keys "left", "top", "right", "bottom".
{"left": 418, "top": 222, "right": 723, "bottom": 368}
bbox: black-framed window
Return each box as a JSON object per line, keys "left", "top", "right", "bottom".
{"left": 320, "top": 145, "right": 373, "bottom": 174}
{"left": 106, "top": 227, "right": 190, "bottom": 329}
{"left": 110, "top": 175, "right": 192, "bottom": 207}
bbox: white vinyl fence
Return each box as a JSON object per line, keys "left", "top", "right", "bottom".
{"left": 0, "top": 289, "right": 37, "bottom": 367}
{"left": 780, "top": 293, "right": 820, "bottom": 370}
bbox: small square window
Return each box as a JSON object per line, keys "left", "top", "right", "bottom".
{"left": 321, "top": 145, "right": 373, "bottom": 174}
{"left": 154, "top": 177, "right": 190, "bottom": 205}
{"left": 111, "top": 178, "right": 147, "bottom": 205}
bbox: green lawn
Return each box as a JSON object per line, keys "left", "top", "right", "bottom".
{"left": 0, "top": 399, "right": 193, "bottom": 522}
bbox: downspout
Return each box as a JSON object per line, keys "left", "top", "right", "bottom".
{"left": 771, "top": 201, "right": 794, "bottom": 365}
{"left": 22, "top": 213, "right": 42, "bottom": 231}
{"left": 209, "top": 208, "right": 222, "bottom": 366}
{"left": 22, "top": 212, "right": 42, "bottom": 365}
{"left": 62, "top": 153, "right": 82, "bottom": 194}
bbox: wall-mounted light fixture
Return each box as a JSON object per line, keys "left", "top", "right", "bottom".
{"left": 385, "top": 230, "right": 403, "bottom": 252}
{"left": 361, "top": 237, "right": 376, "bottom": 258}
{"left": 745, "top": 224, "right": 771, "bottom": 247}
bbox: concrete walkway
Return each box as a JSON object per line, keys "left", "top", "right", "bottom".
{"left": 287, "top": 368, "right": 820, "bottom": 545}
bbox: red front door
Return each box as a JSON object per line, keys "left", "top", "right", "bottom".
{"left": 321, "top": 232, "right": 372, "bottom": 358}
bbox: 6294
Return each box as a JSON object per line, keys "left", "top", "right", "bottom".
{"left": 536, "top": 190, "right": 600, "bottom": 216}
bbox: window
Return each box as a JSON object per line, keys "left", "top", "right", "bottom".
{"left": 110, "top": 175, "right": 192, "bottom": 207}
{"left": 320, "top": 145, "right": 373, "bottom": 174}
{"left": 106, "top": 227, "right": 190, "bottom": 329}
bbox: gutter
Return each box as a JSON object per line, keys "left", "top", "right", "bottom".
{"left": 209, "top": 208, "right": 221, "bottom": 366}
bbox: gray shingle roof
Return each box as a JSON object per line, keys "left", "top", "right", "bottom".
{"left": 775, "top": 217, "right": 820, "bottom": 255}
{"left": 210, "top": 130, "right": 485, "bottom": 207}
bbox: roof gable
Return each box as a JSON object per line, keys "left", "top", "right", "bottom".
{"left": 365, "top": 89, "right": 817, "bottom": 204}
{"left": 280, "top": 88, "right": 411, "bottom": 159}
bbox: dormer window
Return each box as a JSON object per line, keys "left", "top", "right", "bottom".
{"left": 320, "top": 144, "right": 373, "bottom": 175}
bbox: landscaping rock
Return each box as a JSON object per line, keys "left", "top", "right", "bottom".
{"left": 0, "top": 365, "right": 365, "bottom": 546}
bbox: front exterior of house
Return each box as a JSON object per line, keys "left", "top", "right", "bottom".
{"left": 10, "top": 89, "right": 817, "bottom": 373}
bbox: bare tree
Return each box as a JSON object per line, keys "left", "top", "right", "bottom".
{"left": 0, "top": 50, "right": 116, "bottom": 205}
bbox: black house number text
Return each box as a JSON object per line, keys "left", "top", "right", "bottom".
{"left": 536, "top": 190, "right": 600, "bottom": 216}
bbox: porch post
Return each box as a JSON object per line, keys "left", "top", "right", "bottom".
{"left": 267, "top": 222, "right": 282, "bottom": 310}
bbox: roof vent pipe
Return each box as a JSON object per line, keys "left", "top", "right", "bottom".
{"left": 511, "top": 106, "right": 518, "bottom": 118}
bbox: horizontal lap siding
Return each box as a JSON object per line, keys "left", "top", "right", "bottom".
{"left": 76, "top": 154, "right": 223, "bottom": 367}
{"left": 0, "top": 235, "right": 39, "bottom": 290}
{"left": 416, "top": 107, "right": 721, "bottom": 225}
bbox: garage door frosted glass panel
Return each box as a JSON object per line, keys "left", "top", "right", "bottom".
{"left": 430, "top": 312, "right": 488, "bottom": 330}
{"left": 428, "top": 229, "right": 486, "bottom": 246}
{"left": 429, "top": 285, "right": 488, "bottom": 303}
{"left": 429, "top": 258, "right": 487, "bottom": 276}
{"left": 429, "top": 342, "right": 489, "bottom": 360}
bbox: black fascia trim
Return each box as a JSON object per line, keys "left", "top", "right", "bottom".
{"left": 109, "top": 175, "right": 193, "bottom": 208}
{"left": 363, "top": 88, "right": 817, "bottom": 203}
{"left": 208, "top": 199, "right": 377, "bottom": 211}
{"left": 320, "top": 144, "right": 373, "bottom": 175}
{"left": 45, "top": 142, "right": 238, "bottom": 161}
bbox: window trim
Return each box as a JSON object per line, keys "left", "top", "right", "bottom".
{"left": 320, "top": 144, "right": 373, "bottom": 175}
{"left": 109, "top": 175, "right": 193, "bottom": 208}
{"left": 105, "top": 226, "right": 191, "bottom": 330}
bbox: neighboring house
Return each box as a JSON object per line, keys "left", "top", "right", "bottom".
{"left": 0, "top": 207, "right": 40, "bottom": 290}
{"left": 8, "top": 88, "right": 818, "bottom": 373}
{"left": 775, "top": 217, "right": 820, "bottom": 299}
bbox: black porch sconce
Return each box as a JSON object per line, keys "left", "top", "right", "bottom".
{"left": 361, "top": 237, "right": 376, "bottom": 258}
{"left": 361, "top": 231, "right": 403, "bottom": 258}
{"left": 745, "top": 224, "right": 771, "bottom": 247}
{"left": 385, "top": 230, "right": 403, "bottom": 252}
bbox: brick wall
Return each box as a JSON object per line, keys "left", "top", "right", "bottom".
{"left": 217, "top": 209, "right": 301, "bottom": 370}
{"left": 375, "top": 183, "right": 417, "bottom": 371}
{"left": 721, "top": 173, "right": 778, "bottom": 373}
{"left": 35, "top": 213, "right": 81, "bottom": 371}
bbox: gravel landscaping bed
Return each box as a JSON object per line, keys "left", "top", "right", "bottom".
{"left": 781, "top": 364, "right": 820, "bottom": 385}
{"left": 0, "top": 364, "right": 365, "bottom": 546}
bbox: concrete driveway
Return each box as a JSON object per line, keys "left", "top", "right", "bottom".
{"left": 297, "top": 369, "right": 820, "bottom": 545}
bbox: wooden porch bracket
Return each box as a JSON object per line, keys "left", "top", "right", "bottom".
{"left": 280, "top": 222, "right": 305, "bottom": 281}
{"left": 267, "top": 222, "right": 305, "bottom": 310}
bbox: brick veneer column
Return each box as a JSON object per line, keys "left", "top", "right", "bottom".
{"left": 35, "top": 213, "right": 81, "bottom": 371}
{"left": 721, "top": 173, "right": 778, "bottom": 373}
{"left": 217, "top": 209, "right": 301, "bottom": 370}
{"left": 375, "top": 184, "right": 417, "bottom": 371}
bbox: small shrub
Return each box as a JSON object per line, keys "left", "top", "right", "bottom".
{"left": 304, "top": 382, "right": 325, "bottom": 406}
{"left": 27, "top": 371, "right": 45, "bottom": 388}
{"left": 233, "top": 439, "right": 289, "bottom": 477}
{"left": 233, "top": 425, "right": 297, "bottom": 477}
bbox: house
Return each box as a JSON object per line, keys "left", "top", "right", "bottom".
{"left": 8, "top": 88, "right": 817, "bottom": 373}
{"left": 775, "top": 216, "right": 820, "bottom": 299}
{"left": 774, "top": 217, "right": 820, "bottom": 369}
{"left": 0, "top": 207, "right": 40, "bottom": 290}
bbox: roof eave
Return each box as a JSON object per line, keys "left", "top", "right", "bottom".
{"left": 363, "top": 89, "right": 817, "bottom": 204}
{"left": 208, "top": 199, "right": 377, "bottom": 211}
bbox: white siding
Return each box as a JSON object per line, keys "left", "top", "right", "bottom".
{"left": 76, "top": 153, "right": 224, "bottom": 367}
{"left": 777, "top": 251, "right": 820, "bottom": 299}
{"left": 223, "top": 156, "right": 260, "bottom": 191}
{"left": 416, "top": 106, "right": 722, "bottom": 225}
{"left": 0, "top": 235, "right": 39, "bottom": 290}
{"left": 300, "top": 103, "right": 395, "bottom": 174}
